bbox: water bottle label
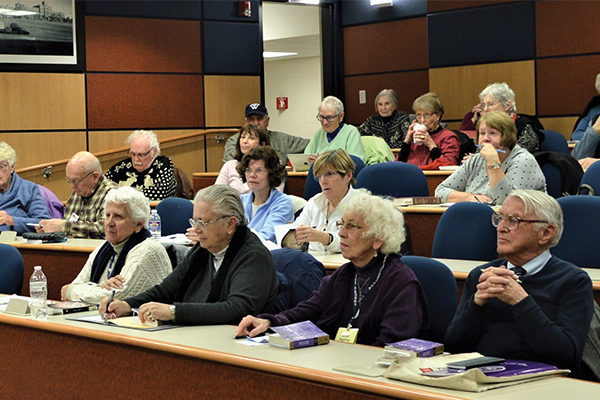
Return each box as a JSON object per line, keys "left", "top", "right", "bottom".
{"left": 30, "top": 282, "right": 47, "bottom": 292}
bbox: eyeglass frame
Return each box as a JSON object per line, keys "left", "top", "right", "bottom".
{"left": 313, "top": 170, "right": 342, "bottom": 182}
{"left": 128, "top": 149, "right": 153, "bottom": 159}
{"left": 65, "top": 170, "right": 95, "bottom": 186}
{"left": 481, "top": 100, "right": 501, "bottom": 110}
{"left": 244, "top": 167, "right": 268, "bottom": 175}
{"left": 316, "top": 113, "right": 341, "bottom": 122}
{"left": 491, "top": 212, "right": 548, "bottom": 230}
{"left": 189, "top": 216, "right": 230, "bottom": 230}
{"left": 335, "top": 219, "right": 364, "bottom": 232}
{"left": 0, "top": 162, "right": 13, "bottom": 171}
{"left": 415, "top": 112, "right": 436, "bottom": 120}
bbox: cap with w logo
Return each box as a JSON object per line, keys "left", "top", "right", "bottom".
{"left": 245, "top": 103, "right": 268, "bottom": 117}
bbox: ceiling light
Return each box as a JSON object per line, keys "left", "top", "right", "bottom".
{"left": 370, "top": 0, "right": 394, "bottom": 7}
{"left": 264, "top": 51, "right": 298, "bottom": 59}
{"left": 289, "top": 0, "right": 320, "bottom": 5}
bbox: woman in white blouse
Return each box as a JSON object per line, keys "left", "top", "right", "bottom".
{"left": 294, "top": 149, "right": 357, "bottom": 252}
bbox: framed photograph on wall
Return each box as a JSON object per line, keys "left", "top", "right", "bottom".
{"left": 0, "top": 0, "right": 84, "bottom": 70}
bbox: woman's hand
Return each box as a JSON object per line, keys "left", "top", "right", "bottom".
{"left": 60, "top": 284, "right": 71, "bottom": 301}
{"left": 101, "top": 275, "right": 126, "bottom": 290}
{"left": 471, "top": 103, "right": 483, "bottom": 124}
{"left": 235, "top": 315, "right": 272, "bottom": 338}
{"left": 295, "top": 225, "right": 330, "bottom": 246}
{"left": 0, "top": 210, "right": 14, "bottom": 226}
{"left": 138, "top": 302, "right": 172, "bottom": 323}
{"left": 461, "top": 153, "right": 474, "bottom": 164}
{"left": 404, "top": 121, "right": 418, "bottom": 144}
{"left": 478, "top": 143, "right": 501, "bottom": 163}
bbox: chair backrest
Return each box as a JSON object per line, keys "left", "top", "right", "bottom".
{"left": 553, "top": 196, "right": 600, "bottom": 268}
{"left": 432, "top": 202, "right": 498, "bottom": 261}
{"left": 401, "top": 256, "right": 457, "bottom": 342}
{"left": 579, "top": 160, "right": 600, "bottom": 195}
{"left": 355, "top": 162, "right": 428, "bottom": 198}
{"left": 155, "top": 197, "right": 194, "bottom": 236}
{"left": 534, "top": 151, "right": 583, "bottom": 197}
{"left": 540, "top": 161, "right": 563, "bottom": 198}
{"left": 540, "top": 130, "right": 570, "bottom": 154}
{"left": 271, "top": 248, "right": 326, "bottom": 310}
{"left": 0, "top": 243, "right": 24, "bottom": 294}
{"left": 303, "top": 155, "right": 365, "bottom": 200}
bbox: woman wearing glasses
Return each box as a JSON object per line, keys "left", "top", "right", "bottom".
{"left": 435, "top": 111, "right": 545, "bottom": 205}
{"left": 237, "top": 146, "right": 293, "bottom": 243}
{"left": 294, "top": 149, "right": 356, "bottom": 252}
{"left": 459, "top": 82, "right": 544, "bottom": 153}
{"left": 304, "top": 96, "right": 364, "bottom": 163}
{"left": 61, "top": 187, "right": 171, "bottom": 303}
{"left": 236, "top": 191, "right": 427, "bottom": 347}
{"left": 101, "top": 184, "right": 280, "bottom": 325}
{"left": 398, "top": 92, "right": 461, "bottom": 169}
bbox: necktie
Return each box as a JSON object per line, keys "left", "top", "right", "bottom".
{"left": 510, "top": 266, "right": 526, "bottom": 278}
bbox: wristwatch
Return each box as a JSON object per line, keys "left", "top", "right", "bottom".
{"left": 488, "top": 161, "right": 501, "bottom": 170}
{"left": 169, "top": 304, "right": 176, "bottom": 320}
{"left": 327, "top": 233, "right": 334, "bottom": 245}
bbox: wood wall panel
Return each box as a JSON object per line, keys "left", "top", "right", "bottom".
{"left": 0, "top": 131, "right": 86, "bottom": 168}
{"left": 344, "top": 70, "right": 429, "bottom": 125}
{"left": 86, "top": 74, "right": 204, "bottom": 129}
{"left": 536, "top": 1, "right": 600, "bottom": 57}
{"left": 85, "top": 16, "right": 202, "bottom": 73}
{"left": 539, "top": 117, "right": 578, "bottom": 139}
{"left": 0, "top": 73, "right": 86, "bottom": 131}
{"left": 429, "top": 61, "right": 536, "bottom": 120}
{"left": 204, "top": 75, "right": 261, "bottom": 127}
{"left": 536, "top": 55, "right": 600, "bottom": 117}
{"left": 343, "top": 18, "right": 428, "bottom": 76}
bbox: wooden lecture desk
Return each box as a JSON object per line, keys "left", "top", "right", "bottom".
{"left": 7, "top": 238, "right": 103, "bottom": 300}
{"left": 1, "top": 313, "right": 598, "bottom": 399}
{"left": 192, "top": 170, "right": 453, "bottom": 199}
{"left": 311, "top": 253, "right": 600, "bottom": 305}
{"left": 399, "top": 205, "right": 446, "bottom": 257}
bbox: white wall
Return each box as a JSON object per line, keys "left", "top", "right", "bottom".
{"left": 264, "top": 56, "right": 322, "bottom": 139}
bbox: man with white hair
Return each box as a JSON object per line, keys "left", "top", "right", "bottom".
{"left": 37, "top": 151, "right": 116, "bottom": 238}
{"left": 445, "top": 189, "right": 593, "bottom": 372}
{"left": 105, "top": 130, "right": 176, "bottom": 200}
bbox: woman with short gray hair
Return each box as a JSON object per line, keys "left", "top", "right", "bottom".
{"left": 61, "top": 186, "right": 172, "bottom": 304}
{"left": 237, "top": 190, "right": 427, "bottom": 347}
{"left": 358, "top": 89, "right": 410, "bottom": 148}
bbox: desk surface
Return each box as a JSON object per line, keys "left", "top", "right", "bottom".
{"left": 1, "top": 312, "right": 598, "bottom": 399}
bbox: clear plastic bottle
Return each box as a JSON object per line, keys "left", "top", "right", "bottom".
{"left": 30, "top": 266, "right": 47, "bottom": 320}
{"left": 149, "top": 209, "right": 162, "bottom": 240}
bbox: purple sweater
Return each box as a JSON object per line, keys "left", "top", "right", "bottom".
{"left": 260, "top": 253, "right": 427, "bottom": 347}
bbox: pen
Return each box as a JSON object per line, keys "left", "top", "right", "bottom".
{"left": 480, "top": 268, "right": 522, "bottom": 284}
{"left": 476, "top": 144, "right": 506, "bottom": 153}
{"left": 474, "top": 196, "right": 482, "bottom": 204}
{"left": 103, "top": 289, "right": 116, "bottom": 322}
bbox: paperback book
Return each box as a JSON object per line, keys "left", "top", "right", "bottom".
{"left": 269, "top": 320, "right": 329, "bottom": 349}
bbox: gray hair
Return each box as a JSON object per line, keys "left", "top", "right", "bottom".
{"left": 374, "top": 89, "right": 398, "bottom": 111}
{"left": 507, "top": 189, "right": 563, "bottom": 247}
{"left": 126, "top": 129, "right": 161, "bottom": 155}
{"left": 194, "top": 184, "right": 247, "bottom": 226}
{"left": 0, "top": 142, "right": 17, "bottom": 167}
{"left": 319, "top": 96, "right": 344, "bottom": 115}
{"left": 71, "top": 151, "right": 102, "bottom": 173}
{"left": 479, "top": 82, "right": 517, "bottom": 114}
{"left": 342, "top": 189, "right": 406, "bottom": 254}
{"left": 595, "top": 73, "right": 600, "bottom": 94}
{"left": 104, "top": 186, "right": 150, "bottom": 226}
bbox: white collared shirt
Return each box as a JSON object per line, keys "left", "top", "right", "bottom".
{"left": 507, "top": 250, "right": 552, "bottom": 277}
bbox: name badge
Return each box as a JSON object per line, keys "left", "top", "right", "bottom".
{"left": 69, "top": 213, "right": 79, "bottom": 222}
{"left": 335, "top": 327, "right": 359, "bottom": 344}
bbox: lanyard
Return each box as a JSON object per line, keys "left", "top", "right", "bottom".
{"left": 347, "top": 254, "right": 388, "bottom": 329}
{"left": 106, "top": 253, "right": 116, "bottom": 279}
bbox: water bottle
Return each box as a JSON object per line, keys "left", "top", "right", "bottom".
{"left": 149, "top": 209, "right": 162, "bottom": 240}
{"left": 30, "top": 266, "right": 47, "bottom": 320}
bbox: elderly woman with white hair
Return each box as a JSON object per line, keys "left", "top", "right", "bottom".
{"left": 102, "top": 184, "right": 280, "bottom": 325}
{"left": 460, "top": 82, "right": 544, "bottom": 153}
{"left": 105, "top": 129, "right": 177, "bottom": 200}
{"left": 61, "top": 186, "right": 172, "bottom": 304}
{"left": 0, "top": 142, "right": 49, "bottom": 234}
{"left": 304, "top": 96, "right": 364, "bottom": 163}
{"left": 236, "top": 190, "right": 427, "bottom": 347}
{"left": 358, "top": 89, "right": 410, "bottom": 148}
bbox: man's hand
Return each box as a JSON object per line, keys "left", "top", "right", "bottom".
{"left": 37, "top": 219, "right": 65, "bottom": 233}
{"left": 474, "top": 266, "right": 526, "bottom": 306}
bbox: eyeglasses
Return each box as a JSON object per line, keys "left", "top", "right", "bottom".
{"left": 415, "top": 112, "right": 435, "bottom": 120}
{"left": 189, "top": 216, "right": 229, "bottom": 230}
{"left": 335, "top": 219, "right": 363, "bottom": 232}
{"left": 314, "top": 170, "right": 340, "bottom": 181}
{"left": 0, "top": 163, "right": 11, "bottom": 171}
{"left": 65, "top": 170, "right": 94, "bottom": 186}
{"left": 491, "top": 212, "right": 547, "bottom": 230}
{"left": 244, "top": 167, "right": 267, "bottom": 175}
{"left": 482, "top": 101, "right": 501, "bottom": 110}
{"left": 316, "top": 113, "right": 340, "bottom": 122}
{"left": 128, "top": 149, "right": 152, "bottom": 159}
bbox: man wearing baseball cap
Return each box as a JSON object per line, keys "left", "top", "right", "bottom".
{"left": 222, "top": 103, "right": 310, "bottom": 164}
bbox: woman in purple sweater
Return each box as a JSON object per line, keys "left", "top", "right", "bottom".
{"left": 236, "top": 190, "right": 427, "bottom": 347}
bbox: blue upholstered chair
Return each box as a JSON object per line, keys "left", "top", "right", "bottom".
{"left": 303, "top": 155, "right": 365, "bottom": 200}
{"left": 155, "top": 197, "right": 194, "bottom": 236}
{"left": 401, "top": 256, "right": 457, "bottom": 342}
{"left": 553, "top": 196, "right": 600, "bottom": 268}
{"left": 432, "top": 202, "right": 498, "bottom": 261}
{"left": 0, "top": 244, "right": 24, "bottom": 295}
{"left": 579, "top": 160, "right": 600, "bottom": 195}
{"left": 540, "top": 129, "right": 570, "bottom": 154}
{"left": 271, "top": 248, "right": 326, "bottom": 310}
{"left": 540, "top": 161, "right": 563, "bottom": 199}
{"left": 354, "top": 162, "right": 428, "bottom": 198}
